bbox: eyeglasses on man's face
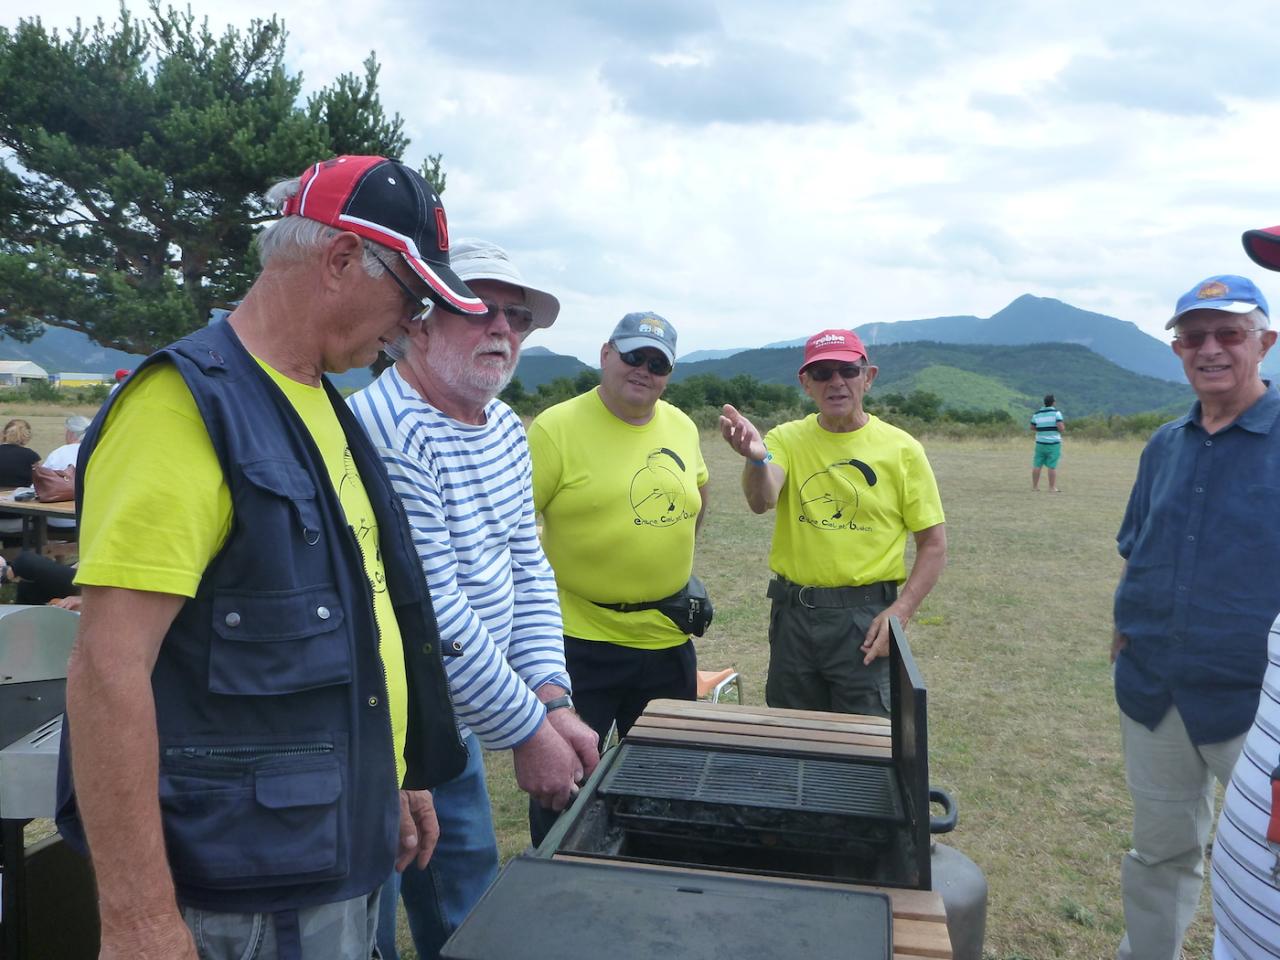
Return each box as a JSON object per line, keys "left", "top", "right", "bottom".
{"left": 369, "top": 251, "right": 435, "bottom": 325}
{"left": 614, "top": 346, "right": 673, "bottom": 376}
{"left": 472, "top": 301, "right": 536, "bottom": 334}
{"left": 1172, "top": 326, "right": 1260, "bottom": 350}
{"left": 806, "top": 362, "right": 866, "bottom": 382}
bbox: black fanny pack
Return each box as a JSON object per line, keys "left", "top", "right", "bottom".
{"left": 592, "top": 575, "right": 714, "bottom": 637}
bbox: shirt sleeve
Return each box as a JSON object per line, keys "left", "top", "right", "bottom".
{"left": 1116, "top": 437, "right": 1156, "bottom": 560}
{"left": 527, "top": 418, "right": 562, "bottom": 514}
{"left": 76, "top": 364, "right": 231, "bottom": 596}
{"left": 381, "top": 446, "right": 547, "bottom": 750}
{"left": 901, "top": 441, "right": 946, "bottom": 532}
{"left": 506, "top": 448, "right": 570, "bottom": 694}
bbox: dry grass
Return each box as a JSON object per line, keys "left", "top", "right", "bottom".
{"left": 474, "top": 434, "right": 1219, "bottom": 960}
{"left": 0, "top": 405, "right": 101, "bottom": 463}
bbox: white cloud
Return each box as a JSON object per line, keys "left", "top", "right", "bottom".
{"left": 7, "top": 0, "right": 1280, "bottom": 362}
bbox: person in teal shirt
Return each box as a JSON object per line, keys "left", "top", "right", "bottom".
{"left": 1029, "top": 394, "right": 1064, "bottom": 491}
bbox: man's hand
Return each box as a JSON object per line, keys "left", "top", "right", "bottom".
{"left": 862, "top": 605, "right": 907, "bottom": 665}
{"left": 511, "top": 720, "right": 582, "bottom": 812}
{"left": 99, "top": 914, "right": 198, "bottom": 960}
{"left": 1110, "top": 631, "right": 1128, "bottom": 664}
{"left": 396, "top": 789, "right": 439, "bottom": 872}
{"left": 719, "top": 404, "right": 767, "bottom": 461}
{"left": 546, "top": 707, "right": 600, "bottom": 781}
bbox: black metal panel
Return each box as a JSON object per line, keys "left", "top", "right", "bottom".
{"left": 600, "top": 743, "right": 903, "bottom": 820}
{"left": 888, "top": 617, "right": 930, "bottom": 889}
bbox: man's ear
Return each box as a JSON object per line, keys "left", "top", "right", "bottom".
{"left": 1259, "top": 328, "right": 1278, "bottom": 360}
{"left": 864, "top": 365, "right": 879, "bottom": 389}
{"left": 320, "top": 232, "right": 365, "bottom": 290}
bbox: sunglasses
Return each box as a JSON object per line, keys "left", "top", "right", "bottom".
{"left": 475, "top": 301, "right": 537, "bottom": 334}
{"left": 806, "top": 363, "right": 865, "bottom": 381}
{"left": 615, "top": 347, "right": 673, "bottom": 376}
{"left": 1172, "top": 326, "right": 1259, "bottom": 349}
{"left": 369, "top": 251, "right": 435, "bottom": 325}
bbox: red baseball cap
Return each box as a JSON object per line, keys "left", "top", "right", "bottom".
{"left": 1243, "top": 226, "right": 1280, "bottom": 272}
{"left": 282, "top": 156, "right": 484, "bottom": 315}
{"left": 799, "top": 329, "right": 868, "bottom": 374}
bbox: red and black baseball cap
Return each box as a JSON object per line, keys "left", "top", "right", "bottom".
{"left": 1242, "top": 226, "right": 1280, "bottom": 273}
{"left": 282, "top": 156, "right": 485, "bottom": 315}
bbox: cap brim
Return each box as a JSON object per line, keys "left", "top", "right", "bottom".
{"left": 1243, "top": 228, "right": 1280, "bottom": 272}
{"left": 402, "top": 253, "right": 486, "bottom": 316}
{"left": 456, "top": 273, "right": 561, "bottom": 329}
{"left": 613, "top": 336, "right": 675, "bottom": 363}
{"left": 799, "top": 347, "right": 867, "bottom": 374}
{"left": 1165, "top": 299, "right": 1259, "bottom": 329}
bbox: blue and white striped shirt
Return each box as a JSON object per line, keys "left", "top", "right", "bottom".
{"left": 348, "top": 367, "right": 569, "bottom": 750}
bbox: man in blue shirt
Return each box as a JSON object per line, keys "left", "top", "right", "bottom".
{"left": 1112, "top": 274, "right": 1280, "bottom": 960}
{"left": 1029, "top": 394, "right": 1064, "bottom": 492}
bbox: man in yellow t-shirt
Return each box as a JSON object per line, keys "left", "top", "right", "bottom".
{"left": 529, "top": 312, "right": 708, "bottom": 757}
{"left": 719, "top": 329, "right": 947, "bottom": 716}
{"left": 61, "top": 156, "right": 483, "bottom": 960}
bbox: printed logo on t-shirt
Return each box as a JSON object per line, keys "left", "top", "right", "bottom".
{"left": 339, "top": 447, "right": 386, "bottom": 594}
{"left": 798, "top": 459, "right": 878, "bottom": 531}
{"left": 629, "top": 447, "right": 697, "bottom": 527}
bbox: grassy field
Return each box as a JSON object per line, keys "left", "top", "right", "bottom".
{"left": 0, "top": 401, "right": 1210, "bottom": 959}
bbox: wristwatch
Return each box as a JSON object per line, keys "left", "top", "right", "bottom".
{"left": 543, "top": 695, "right": 575, "bottom": 712}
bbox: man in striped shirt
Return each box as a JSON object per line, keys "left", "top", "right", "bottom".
{"left": 1029, "top": 394, "right": 1064, "bottom": 492}
{"left": 349, "top": 239, "right": 599, "bottom": 960}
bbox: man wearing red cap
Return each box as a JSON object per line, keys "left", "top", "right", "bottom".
{"left": 59, "top": 156, "right": 482, "bottom": 959}
{"left": 1210, "top": 234, "right": 1280, "bottom": 960}
{"left": 719, "top": 330, "right": 947, "bottom": 716}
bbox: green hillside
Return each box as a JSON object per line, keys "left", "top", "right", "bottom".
{"left": 672, "top": 340, "right": 1192, "bottom": 416}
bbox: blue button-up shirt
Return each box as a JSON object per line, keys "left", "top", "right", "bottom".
{"left": 1114, "top": 383, "right": 1280, "bottom": 744}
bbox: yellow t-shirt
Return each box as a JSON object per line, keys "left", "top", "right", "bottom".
{"left": 528, "top": 390, "right": 708, "bottom": 650}
{"left": 763, "top": 414, "right": 945, "bottom": 587}
{"left": 76, "top": 361, "right": 410, "bottom": 784}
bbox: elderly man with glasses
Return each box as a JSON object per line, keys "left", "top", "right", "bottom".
{"left": 58, "top": 156, "right": 480, "bottom": 960}
{"left": 526, "top": 312, "right": 708, "bottom": 841}
{"left": 349, "top": 239, "right": 599, "bottom": 960}
{"left": 719, "top": 329, "right": 947, "bottom": 717}
{"left": 1111, "top": 275, "right": 1280, "bottom": 960}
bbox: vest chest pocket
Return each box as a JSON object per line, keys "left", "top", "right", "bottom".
{"left": 210, "top": 587, "right": 350, "bottom": 695}
{"left": 240, "top": 457, "right": 322, "bottom": 545}
{"left": 159, "top": 742, "right": 348, "bottom": 887}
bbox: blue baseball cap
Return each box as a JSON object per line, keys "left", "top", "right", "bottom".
{"left": 610, "top": 311, "right": 677, "bottom": 364}
{"left": 1166, "top": 275, "right": 1270, "bottom": 329}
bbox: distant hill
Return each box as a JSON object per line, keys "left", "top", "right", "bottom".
{"left": 761, "top": 295, "right": 1186, "bottom": 382}
{"left": 672, "top": 341, "right": 1192, "bottom": 417}
{"left": 0, "top": 324, "right": 146, "bottom": 375}
{"left": 680, "top": 347, "right": 746, "bottom": 363}
{"left": 512, "top": 346, "right": 591, "bottom": 389}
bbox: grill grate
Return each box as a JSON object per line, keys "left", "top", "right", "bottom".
{"left": 600, "top": 743, "right": 902, "bottom": 821}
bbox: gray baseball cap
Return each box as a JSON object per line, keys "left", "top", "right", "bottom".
{"left": 610, "top": 311, "right": 677, "bottom": 364}
{"left": 448, "top": 238, "right": 560, "bottom": 330}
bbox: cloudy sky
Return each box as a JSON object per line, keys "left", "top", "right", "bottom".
{"left": 7, "top": 0, "right": 1280, "bottom": 362}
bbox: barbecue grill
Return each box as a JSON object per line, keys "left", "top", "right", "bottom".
{"left": 0, "top": 605, "right": 98, "bottom": 959}
{"left": 544, "top": 617, "right": 948, "bottom": 890}
{"left": 445, "top": 620, "right": 976, "bottom": 960}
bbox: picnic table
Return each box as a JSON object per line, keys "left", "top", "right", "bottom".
{"left": 0, "top": 490, "right": 76, "bottom": 556}
{"left": 618, "top": 698, "right": 956, "bottom": 960}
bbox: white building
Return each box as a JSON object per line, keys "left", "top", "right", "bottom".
{"left": 0, "top": 361, "right": 50, "bottom": 386}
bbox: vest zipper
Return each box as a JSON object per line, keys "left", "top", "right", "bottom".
{"left": 164, "top": 742, "right": 334, "bottom": 762}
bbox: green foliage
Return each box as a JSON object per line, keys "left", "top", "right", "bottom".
{"left": 0, "top": 381, "right": 107, "bottom": 405}
{"left": 501, "top": 369, "right": 602, "bottom": 416}
{"left": 0, "top": 3, "right": 414, "bottom": 353}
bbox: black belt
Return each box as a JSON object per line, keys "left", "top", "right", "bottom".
{"left": 766, "top": 576, "right": 897, "bottom": 609}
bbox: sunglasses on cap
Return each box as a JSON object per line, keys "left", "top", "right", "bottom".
{"left": 806, "top": 362, "right": 866, "bottom": 381}
{"left": 614, "top": 346, "right": 673, "bottom": 376}
{"left": 1171, "top": 326, "right": 1260, "bottom": 349}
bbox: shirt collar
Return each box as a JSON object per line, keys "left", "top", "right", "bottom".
{"left": 1177, "top": 380, "right": 1280, "bottom": 435}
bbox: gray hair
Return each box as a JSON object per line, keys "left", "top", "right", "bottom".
{"left": 1247, "top": 306, "right": 1271, "bottom": 331}
{"left": 258, "top": 178, "right": 388, "bottom": 278}
{"left": 65, "top": 415, "right": 90, "bottom": 438}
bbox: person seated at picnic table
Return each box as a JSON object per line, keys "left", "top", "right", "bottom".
{"left": 0, "top": 418, "right": 41, "bottom": 540}
{"left": 34, "top": 414, "right": 88, "bottom": 538}
{"left": 0, "top": 551, "right": 79, "bottom": 608}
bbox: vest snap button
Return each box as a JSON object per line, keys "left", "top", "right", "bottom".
{"left": 317, "top": 606, "right": 331, "bottom": 620}
{"left": 367, "top": 696, "right": 378, "bottom": 707}
{"left": 451, "top": 640, "right": 463, "bottom": 652}
{"left": 422, "top": 643, "right": 432, "bottom": 654}
{"left": 224, "top": 612, "right": 241, "bottom": 627}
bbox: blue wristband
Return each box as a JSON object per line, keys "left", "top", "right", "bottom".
{"left": 749, "top": 452, "right": 773, "bottom": 466}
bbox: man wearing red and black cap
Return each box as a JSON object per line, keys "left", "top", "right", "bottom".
{"left": 60, "top": 157, "right": 483, "bottom": 959}
{"left": 719, "top": 330, "right": 947, "bottom": 716}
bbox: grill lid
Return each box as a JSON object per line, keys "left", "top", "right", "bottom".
{"left": 600, "top": 743, "right": 903, "bottom": 822}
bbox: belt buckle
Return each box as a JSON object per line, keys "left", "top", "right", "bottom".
{"left": 797, "top": 585, "right": 816, "bottom": 609}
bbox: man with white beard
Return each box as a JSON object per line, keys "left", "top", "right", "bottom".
{"left": 348, "top": 239, "right": 599, "bottom": 960}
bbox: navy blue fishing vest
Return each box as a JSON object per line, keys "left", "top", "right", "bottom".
{"left": 56, "top": 321, "right": 466, "bottom": 914}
